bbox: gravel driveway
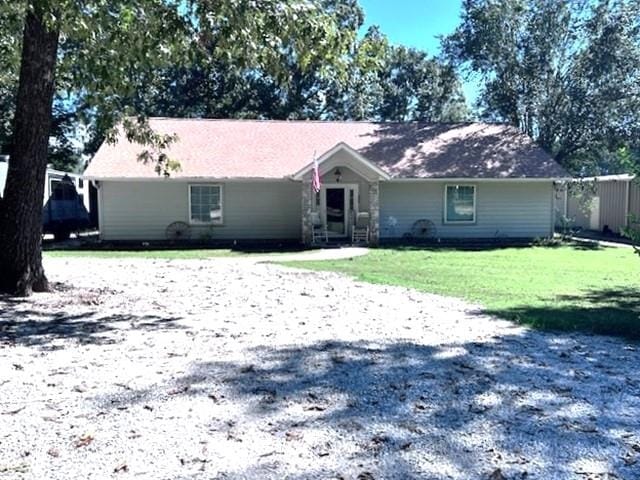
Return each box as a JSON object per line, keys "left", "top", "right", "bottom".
{"left": 1, "top": 257, "right": 639, "bottom": 480}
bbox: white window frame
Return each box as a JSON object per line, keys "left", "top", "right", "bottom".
{"left": 443, "top": 184, "right": 476, "bottom": 224}
{"left": 188, "top": 184, "right": 224, "bottom": 225}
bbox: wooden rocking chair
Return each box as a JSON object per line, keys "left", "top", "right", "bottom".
{"left": 311, "top": 211, "right": 328, "bottom": 244}
{"left": 351, "top": 212, "right": 370, "bottom": 244}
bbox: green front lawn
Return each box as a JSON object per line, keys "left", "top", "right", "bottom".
{"left": 287, "top": 245, "right": 640, "bottom": 338}
{"left": 44, "top": 249, "right": 241, "bottom": 259}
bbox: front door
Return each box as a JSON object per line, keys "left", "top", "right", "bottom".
{"left": 320, "top": 184, "right": 359, "bottom": 237}
{"left": 325, "top": 187, "right": 346, "bottom": 236}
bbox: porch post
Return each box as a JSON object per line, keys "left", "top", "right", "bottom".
{"left": 301, "top": 178, "right": 313, "bottom": 245}
{"left": 368, "top": 181, "right": 380, "bottom": 246}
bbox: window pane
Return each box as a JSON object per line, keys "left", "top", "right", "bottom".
{"left": 446, "top": 185, "right": 475, "bottom": 222}
{"left": 190, "top": 185, "right": 222, "bottom": 223}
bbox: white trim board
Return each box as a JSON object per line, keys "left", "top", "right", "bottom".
{"left": 292, "top": 142, "right": 391, "bottom": 181}
{"left": 87, "top": 175, "right": 566, "bottom": 183}
{"left": 389, "top": 177, "right": 566, "bottom": 183}
{"left": 86, "top": 176, "right": 298, "bottom": 183}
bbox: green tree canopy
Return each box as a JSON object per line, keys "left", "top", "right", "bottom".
{"left": 444, "top": 0, "right": 640, "bottom": 174}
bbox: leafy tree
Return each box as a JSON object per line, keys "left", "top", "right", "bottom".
{"left": 376, "top": 45, "right": 468, "bottom": 122}
{"left": 0, "top": 2, "right": 22, "bottom": 153}
{"left": 622, "top": 215, "right": 640, "bottom": 257}
{"left": 86, "top": 12, "right": 468, "bottom": 148}
{"left": 444, "top": 0, "right": 640, "bottom": 174}
{"left": 0, "top": 0, "right": 358, "bottom": 295}
{"left": 324, "top": 27, "right": 469, "bottom": 122}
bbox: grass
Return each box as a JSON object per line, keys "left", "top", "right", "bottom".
{"left": 44, "top": 249, "right": 242, "bottom": 259}
{"left": 285, "top": 245, "right": 640, "bottom": 339}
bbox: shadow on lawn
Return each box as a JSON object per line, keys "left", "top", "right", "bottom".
{"left": 0, "top": 295, "right": 184, "bottom": 347}
{"left": 486, "top": 287, "right": 640, "bottom": 339}
{"left": 95, "top": 334, "right": 640, "bottom": 479}
{"left": 376, "top": 239, "right": 603, "bottom": 252}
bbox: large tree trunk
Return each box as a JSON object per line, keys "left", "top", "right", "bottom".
{"left": 0, "top": 8, "right": 59, "bottom": 296}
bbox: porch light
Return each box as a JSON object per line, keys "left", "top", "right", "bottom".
{"left": 334, "top": 167, "right": 342, "bottom": 183}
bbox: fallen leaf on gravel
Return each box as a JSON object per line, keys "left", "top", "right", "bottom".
{"left": 1, "top": 406, "right": 25, "bottom": 415}
{"left": 114, "top": 463, "right": 128, "bottom": 473}
{"left": 371, "top": 434, "right": 390, "bottom": 446}
{"left": 285, "top": 431, "right": 303, "bottom": 442}
{"left": 357, "top": 472, "right": 375, "bottom": 480}
{"left": 208, "top": 393, "right": 224, "bottom": 403}
{"left": 259, "top": 450, "right": 281, "bottom": 458}
{"left": 312, "top": 442, "right": 331, "bottom": 457}
{"left": 0, "top": 463, "right": 29, "bottom": 474}
{"left": 399, "top": 421, "right": 423, "bottom": 434}
{"left": 568, "top": 423, "right": 598, "bottom": 433}
{"left": 75, "top": 433, "right": 94, "bottom": 448}
{"left": 42, "top": 416, "right": 62, "bottom": 423}
{"left": 168, "top": 385, "right": 189, "bottom": 395}
{"left": 488, "top": 468, "right": 507, "bottom": 480}
{"left": 304, "top": 405, "right": 326, "bottom": 411}
{"left": 469, "top": 404, "right": 491, "bottom": 414}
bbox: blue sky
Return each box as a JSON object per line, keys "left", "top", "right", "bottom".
{"left": 359, "top": 0, "right": 463, "bottom": 55}
{"left": 358, "top": 0, "right": 480, "bottom": 105}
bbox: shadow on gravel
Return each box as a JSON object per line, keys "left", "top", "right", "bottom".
{"left": 0, "top": 299, "right": 184, "bottom": 346}
{"left": 96, "top": 335, "right": 640, "bottom": 478}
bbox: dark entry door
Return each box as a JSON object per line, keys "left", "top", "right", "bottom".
{"left": 325, "top": 187, "right": 345, "bottom": 235}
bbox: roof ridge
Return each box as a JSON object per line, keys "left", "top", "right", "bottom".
{"left": 145, "top": 117, "right": 509, "bottom": 127}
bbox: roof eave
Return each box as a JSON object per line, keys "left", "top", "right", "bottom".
{"left": 292, "top": 142, "right": 391, "bottom": 181}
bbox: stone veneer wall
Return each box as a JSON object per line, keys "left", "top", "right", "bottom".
{"left": 368, "top": 181, "right": 380, "bottom": 245}
{"left": 301, "top": 177, "right": 380, "bottom": 246}
{"left": 301, "top": 179, "right": 313, "bottom": 245}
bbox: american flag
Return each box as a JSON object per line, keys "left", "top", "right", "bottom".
{"left": 311, "top": 152, "right": 321, "bottom": 193}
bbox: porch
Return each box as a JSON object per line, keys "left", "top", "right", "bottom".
{"left": 294, "top": 143, "right": 389, "bottom": 246}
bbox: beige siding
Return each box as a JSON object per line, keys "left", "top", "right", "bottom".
{"left": 566, "top": 179, "right": 634, "bottom": 232}
{"left": 379, "top": 181, "right": 553, "bottom": 239}
{"left": 100, "top": 180, "right": 301, "bottom": 241}
{"left": 598, "top": 181, "right": 628, "bottom": 233}
{"left": 630, "top": 182, "right": 640, "bottom": 219}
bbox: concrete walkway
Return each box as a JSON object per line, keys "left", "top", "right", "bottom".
{"left": 256, "top": 246, "right": 370, "bottom": 262}
{"left": 569, "top": 235, "right": 635, "bottom": 249}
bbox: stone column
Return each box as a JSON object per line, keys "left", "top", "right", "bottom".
{"left": 301, "top": 179, "right": 313, "bottom": 245}
{"left": 368, "top": 181, "right": 380, "bottom": 246}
